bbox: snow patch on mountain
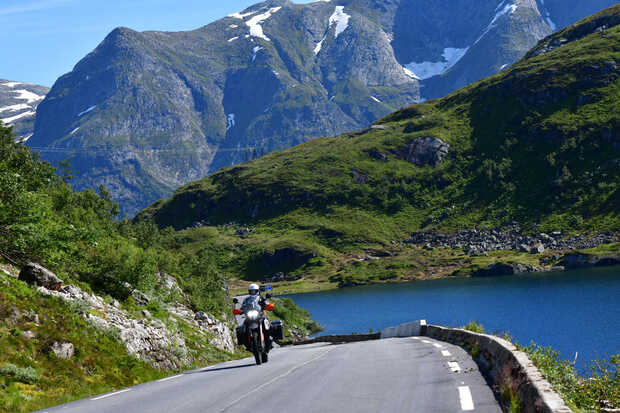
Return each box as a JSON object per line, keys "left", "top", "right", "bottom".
{"left": 2, "top": 110, "right": 35, "bottom": 124}
{"left": 370, "top": 96, "right": 382, "bottom": 103}
{"left": 402, "top": 66, "right": 421, "bottom": 80}
{"left": 229, "top": 10, "right": 258, "bottom": 19}
{"left": 228, "top": 36, "right": 239, "bottom": 42}
{"left": 13, "top": 89, "right": 44, "bottom": 104}
{"left": 70, "top": 127, "right": 80, "bottom": 135}
{"left": 226, "top": 114, "right": 236, "bottom": 130}
{"left": 246, "top": 6, "right": 281, "bottom": 41}
{"left": 252, "top": 46, "right": 264, "bottom": 61}
{"left": 475, "top": 2, "right": 519, "bottom": 44}
{"left": 78, "top": 105, "right": 96, "bottom": 117}
{"left": 329, "top": 6, "right": 351, "bottom": 39}
{"left": 314, "top": 36, "right": 326, "bottom": 55}
{"left": 2, "top": 81, "right": 22, "bottom": 88}
{"left": 404, "top": 47, "right": 469, "bottom": 80}
{"left": 0, "top": 103, "right": 30, "bottom": 113}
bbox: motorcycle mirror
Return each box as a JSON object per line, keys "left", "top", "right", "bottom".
{"left": 232, "top": 298, "right": 238, "bottom": 304}
{"left": 259, "top": 286, "right": 266, "bottom": 292}
{"left": 265, "top": 293, "right": 272, "bottom": 299}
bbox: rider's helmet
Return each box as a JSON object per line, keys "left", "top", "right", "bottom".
{"left": 248, "top": 283, "right": 260, "bottom": 296}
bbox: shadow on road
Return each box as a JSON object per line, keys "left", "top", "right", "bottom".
{"left": 187, "top": 363, "right": 256, "bottom": 374}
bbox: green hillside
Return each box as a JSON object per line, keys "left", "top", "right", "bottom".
{"left": 138, "top": 5, "right": 620, "bottom": 293}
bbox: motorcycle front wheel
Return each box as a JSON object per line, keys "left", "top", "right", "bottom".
{"left": 252, "top": 331, "right": 262, "bottom": 365}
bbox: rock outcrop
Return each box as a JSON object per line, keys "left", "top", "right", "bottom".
{"left": 404, "top": 227, "right": 618, "bottom": 255}
{"left": 18, "top": 263, "right": 63, "bottom": 290}
{"left": 50, "top": 342, "right": 75, "bottom": 359}
{"left": 399, "top": 137, "right": 450, "bottom": 167}
{"left": 560, "top": 252, "right": 620, "bottom": 269}
{"left": 471, "top": 262, "right": 543, "bottom": 277}
{"left": 36, "top": 279, "right": 234, "bottom": 369}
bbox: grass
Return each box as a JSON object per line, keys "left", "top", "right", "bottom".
{"left": 519, "top": 344, "right": 619, "bottom": 412}
{"left": 0, "top": 270, "right": 244, "bottom": 413}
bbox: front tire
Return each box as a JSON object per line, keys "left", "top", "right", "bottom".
{"left": 252, "top": 331, "right": 262, "bottom": 365}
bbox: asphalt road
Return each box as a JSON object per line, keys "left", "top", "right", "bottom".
{"left": 39, "top": 337, "right": 502, "bottom": 413}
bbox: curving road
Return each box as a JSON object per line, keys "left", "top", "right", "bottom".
{"left": 38, "top": 337, "right": 502, "bottom": 413}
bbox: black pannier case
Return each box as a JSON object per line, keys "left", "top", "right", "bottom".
{"left": 270, "top": 320, "right": 284, "bottom": 341}
{"left": 235, "top": 325, "right": 248, "bottom": 346}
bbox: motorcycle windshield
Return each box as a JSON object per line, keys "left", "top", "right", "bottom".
{"left": 241, "top": 296, "right": 262, "bottom": 312}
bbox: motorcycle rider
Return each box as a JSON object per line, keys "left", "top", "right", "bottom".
{"left": 244, "top": 283, "right": 273, "bottom": 350}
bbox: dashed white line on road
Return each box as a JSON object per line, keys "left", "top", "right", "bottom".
{"left": 412, "top": 337, "right": 422, "bottom": 340}
{"left": 157, "top": 374, "right": 183, "bottom": 382}
{"left": 448, "top": 361, "right": 461, "bottom": 373}
{"left": 90, "top": 389, "right": 131, "bottom": 401}
{"left": 458, "top": 386, "right": 475, "bottom": 411}
{"left": 219, "top": 348, "right": 332, "bottom": 412}
{"left": 433, "top": 343, "right": 443, "bottom": 348}
{"left": 421, "top": 339, "right": 432, "bottom": 344}
{"left": 441, "top": 350, "right": 452, "bottom": 357}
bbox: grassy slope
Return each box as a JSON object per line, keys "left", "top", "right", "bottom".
{"left": 138, "top": 6, "right": 620, "bottom": 292}
{"left": 0, "top": 121, "right": 250, "bottom": 409}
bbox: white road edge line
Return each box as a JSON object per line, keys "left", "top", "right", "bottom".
{"left": 441, "top": 350, "right": 452, "bottom": 357}
{"left": 448, "top": 361, "right": 461, "bottom": 373}
{"left": 90, "top": 388, "right": 130, "bottom": 401}
{"left": 433, "top": 343, "right": 443, "bottom": 348}
{"left": 219, "top": 348, "right": 332, "bottom": 412}
{"left": 157, "top": 374, "right": 183, "bottom": 382}
{"left": 421, "top": 339, "right": 432, "bottom": 344}
{"left": 412, "top": 337, "right": 422, "bottom": 340}
{"left": 458, "top": 386, "right": 475, "bottom": 411}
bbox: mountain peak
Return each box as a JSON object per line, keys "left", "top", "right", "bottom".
{"left": 29, "top": 0, "right": 619, "bottom": 216}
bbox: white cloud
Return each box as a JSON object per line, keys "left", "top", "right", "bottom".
{"left": 0, "top": 0, "right": 73, "bottom": 16}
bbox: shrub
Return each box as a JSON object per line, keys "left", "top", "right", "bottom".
{"left": 462, "top": 321, "right": 485, "bottom": 333}
{"left": 0, "top": 364, "right": 39, "bottom": 384}
{"left": 67, "top": 299, "right": 90, "bottom": 315}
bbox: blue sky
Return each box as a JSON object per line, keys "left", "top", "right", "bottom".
{"left": 0, "top": 0, "right": 314, "bottom": 87}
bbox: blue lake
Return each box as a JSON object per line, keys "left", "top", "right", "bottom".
{"left": 288, "top": 266, "right": 620, "bottom": 371}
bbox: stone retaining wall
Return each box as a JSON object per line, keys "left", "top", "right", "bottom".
{"left": 290, "top": 333, "right": 380, "bottom": 345}
{"left": 425, "top": 324, "right": 572, "bottom": 413}
{"left": 381, "top": 320, "right": 426, "bottom": 338}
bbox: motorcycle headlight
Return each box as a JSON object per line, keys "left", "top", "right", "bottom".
{"left": 246, "top": 310, "right": 259, "bottom": 320}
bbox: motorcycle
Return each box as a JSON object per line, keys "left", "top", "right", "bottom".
{"left": 232, "top": 287, "right": 282, "bottom": 365}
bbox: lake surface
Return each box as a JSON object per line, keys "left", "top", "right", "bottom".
{"left": 287, "top": 266, "right": 620, "bottom": 371}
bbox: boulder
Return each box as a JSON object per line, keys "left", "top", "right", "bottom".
{"left": 195, "top": 311, "right": 216, "bottom": 325}
{"left": 50, "top": 341, "right": 74, "bottom": 359}
{"left": 132, "top": 289, "right": 150, "bottom": 306}
{"left": 22, "top": 331, "right": 36, "bottom": 340}
{"left": 351, "top": 169, "right": 368, "bottom": 184}
{"left": 472, "top": 262, "right": 515, "bottom": 277}
{"left": 401, "top": 137, "right": 449, "bottom": 167}
{"left": 531, "top": 243, "right": 545, "bottom": 254}
{"left": 18, "top": 263, "right": 63, "bottom": 290}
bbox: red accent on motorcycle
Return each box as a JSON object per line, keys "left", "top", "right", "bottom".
{"left": 265, "top": 303, "right": 274, "bottom": 311}
{"left": 233, "top": 309, "right": 242, "bottom": 315}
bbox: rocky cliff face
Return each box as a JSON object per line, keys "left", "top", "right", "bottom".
{"left": 0, "top": 80, "right": 48, "bottom": 142}
{"left": 30, "top": 0, "right": 617, "bottom": 215}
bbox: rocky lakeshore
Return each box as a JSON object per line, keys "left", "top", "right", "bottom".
{"left": 403, "top": 225, "right": 618, "bottom": 255}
